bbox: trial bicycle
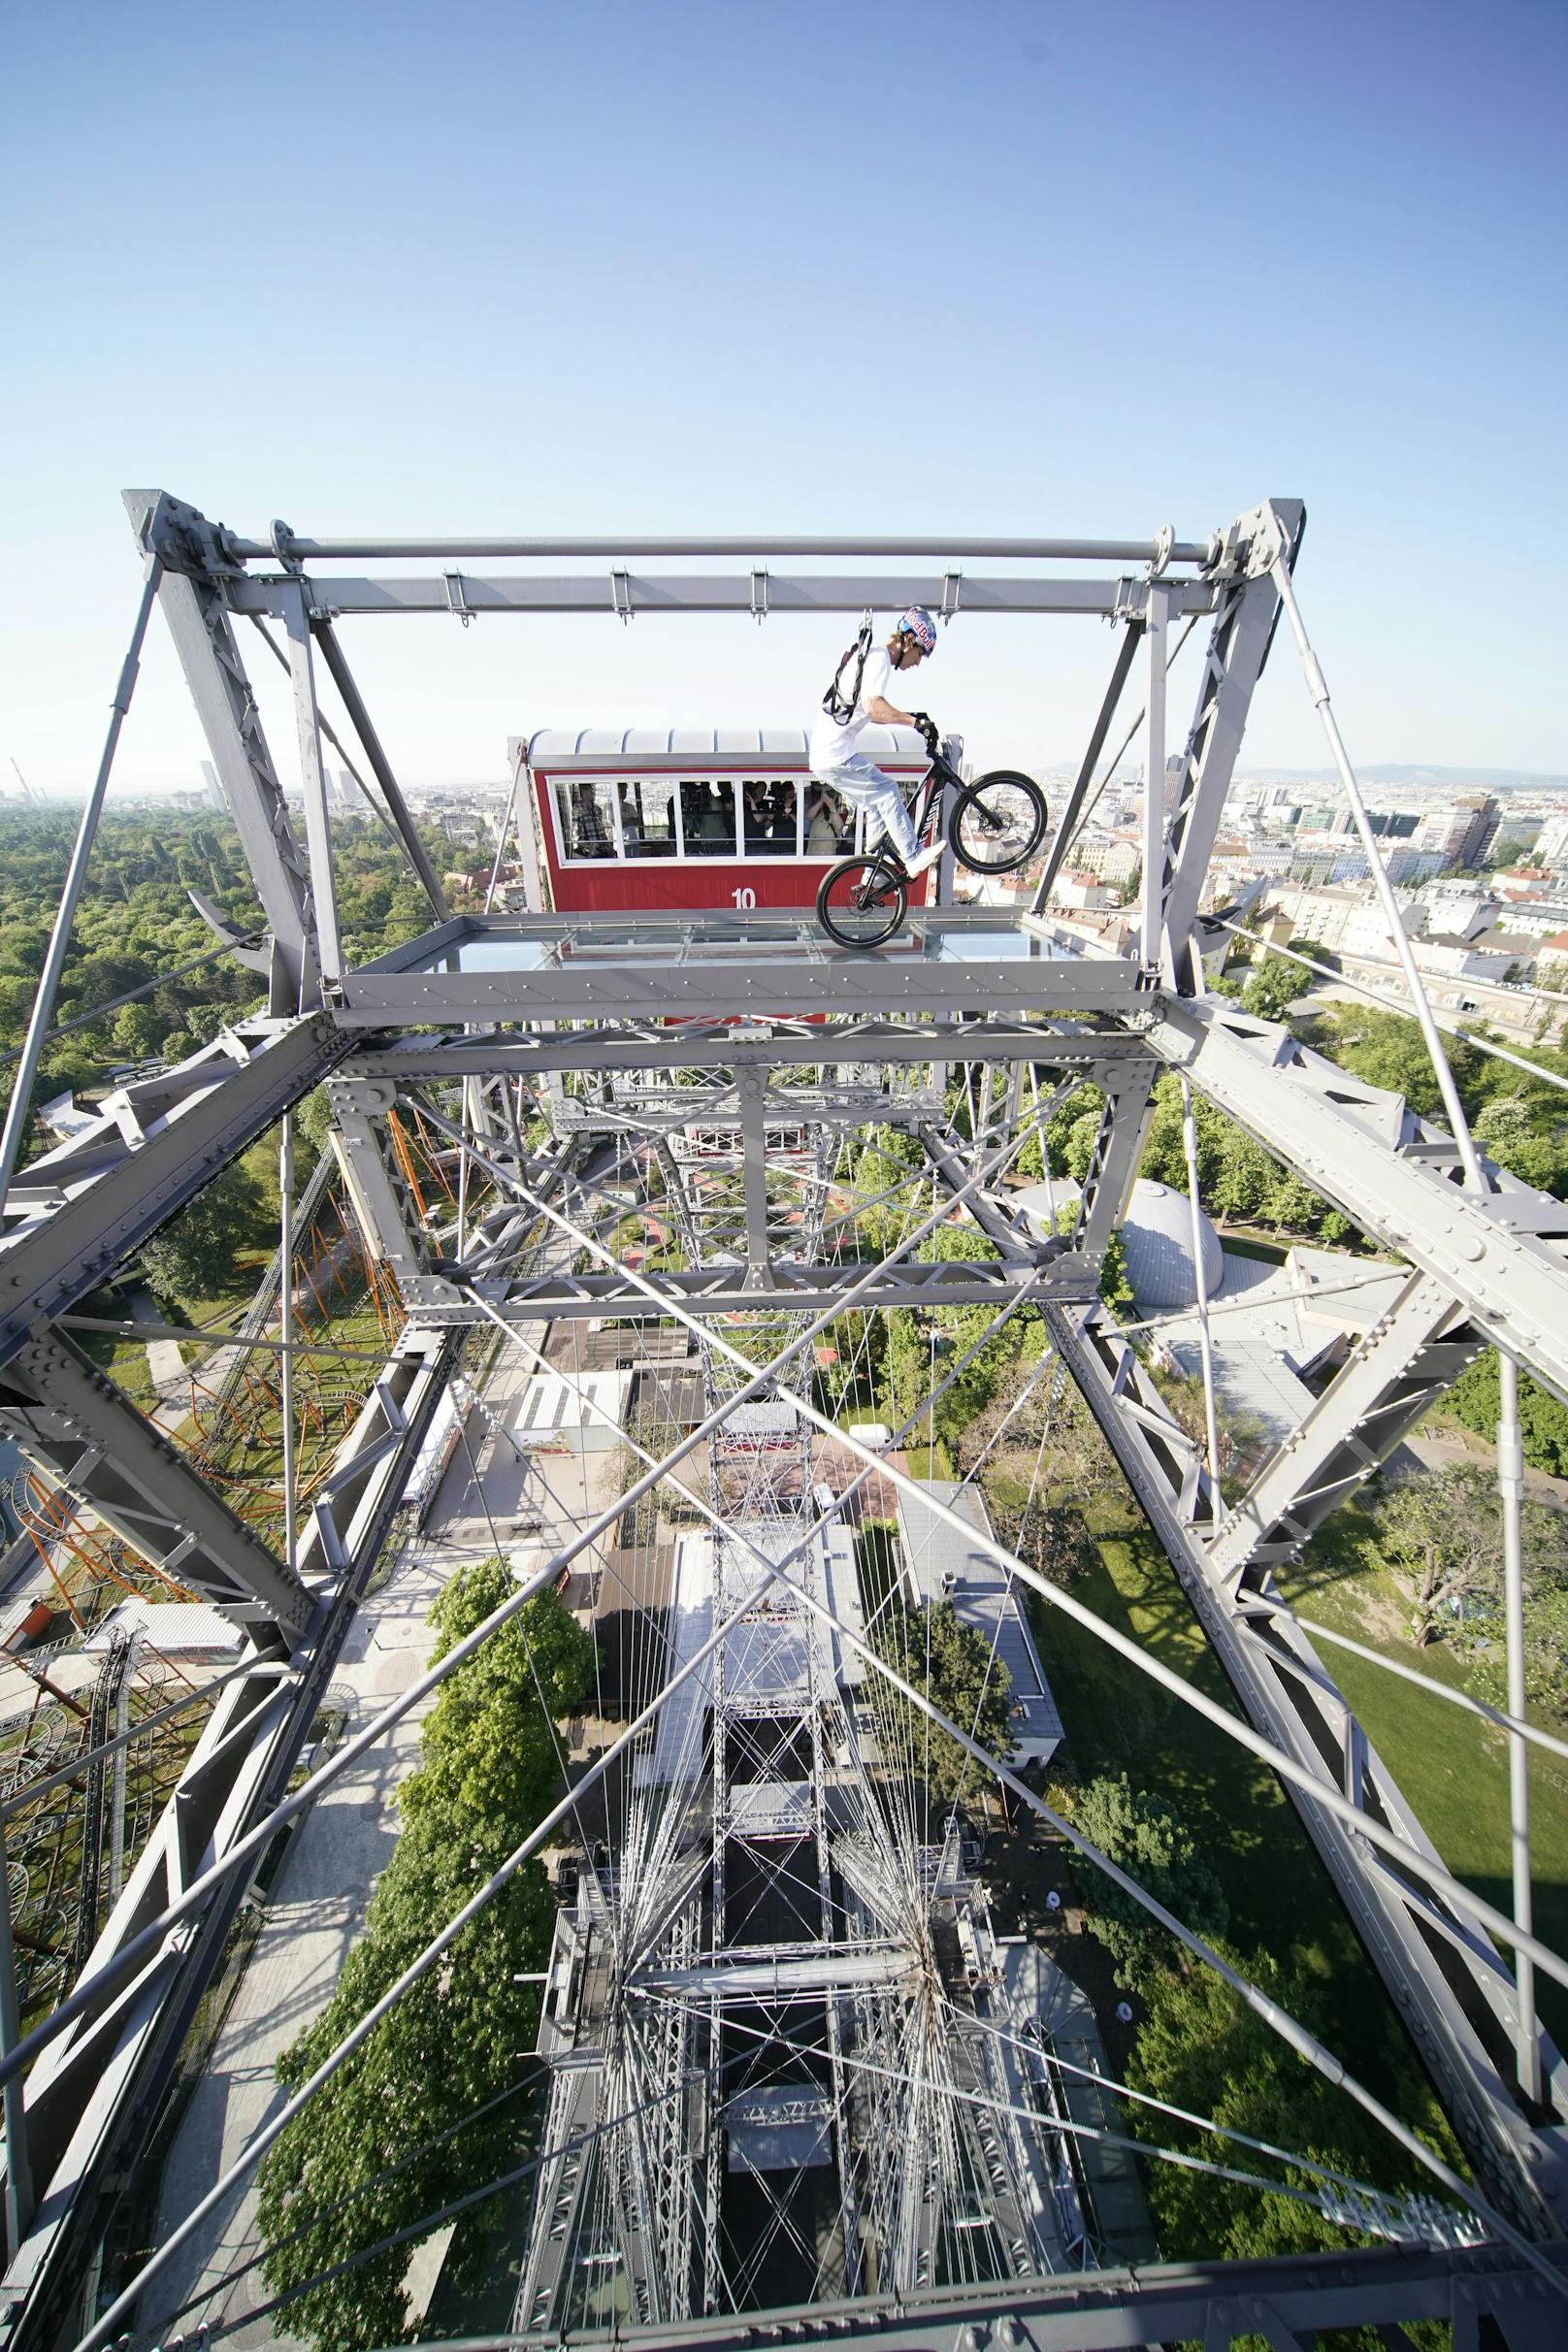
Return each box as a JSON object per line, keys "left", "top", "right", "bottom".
{"left": 814, "top": 722, "right": 1048, "bottom": 950}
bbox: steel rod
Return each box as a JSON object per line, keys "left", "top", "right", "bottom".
{"left": 279, "top": 1113, "right": 297, "bottom": 1576}
{"left": 474, "top": 1134, "right": 1568, "bottom": 1998}
{"left": 1179, "top": 1075, "right": 1224, "bottom": 1533}
{"left": 0, "top": 1822, "right": 35, "bottom": 2252}
{"left": 310, "top": 619, "right": 450, "bottom": 921}
{"left": 1267, "top": 550, "right": 1487, "bottom": 1194}
{"left": 1498, "top": 1351, "right": 1542, "bottom": 2103}
{"left": 0, "top": 558, "right": 162, "bottom": 1207}
{"left": 230, "top": 531, "right": 1216, "bottom": 564}
{"left": 0, "top": 1107, "right": 1004, "bottom": 2096}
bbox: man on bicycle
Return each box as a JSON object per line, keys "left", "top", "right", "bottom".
{"left": 809, "top": 606, "right": 944, "bottom": 878}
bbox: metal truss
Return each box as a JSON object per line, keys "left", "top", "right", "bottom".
{"left": 0, "top": 1329, "right": 460, "bottom": 2346}
{"left": 4, "top": 491, "right": 1568, "bottom": 2348}
{"left": 0, "top": 1323, "right": 311, "bottom": 1651}
{"left": 926, "top": 1140, "right": 1568, "bottom": 2232}
{"left": 1151, "top": 998, "right": 1568, "bottom": 1405}
{"left": 475, "top": 2236, "right": 1568, "bottom": 2352}
{"left": 0, "top": 1013, "right": 351, "bottom": 1369}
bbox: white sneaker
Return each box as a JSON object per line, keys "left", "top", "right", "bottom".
{"left": 904, "top": 840, "right": 944, "bottom": 879}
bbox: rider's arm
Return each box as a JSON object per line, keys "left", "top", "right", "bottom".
{"left": 865, "top": 693, "right": 919, "bottom": 727}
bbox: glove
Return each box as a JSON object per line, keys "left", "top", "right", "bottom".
{"left": 911, "top": 710, "right": 939, "bottom": 753}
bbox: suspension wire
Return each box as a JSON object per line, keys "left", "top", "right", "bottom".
{"left": 1267, "top": 553, "right": 1486, "bottom": 1195}
{"left": 161, "top": 2069, "right": 705, "bottom": 2352}
{"left": 0, "top": 556, "right": 163, "bottom": 1204}
{"left": 0, "top": 926, "right": 268, "bottom": 1072}
{"left": 945, "top": 1991, "right": 1443, "bottom": 2209}
{"left": 152, "top": 2064, "right": 542, "bottom": 2338}
{"left": 1206, "top": 913, "right": 1568, "bottom": 1096}
{"left": 1243, "top": 1589, "right": 1568, "bottom": 1766}
{"left": 76, "top": 1586, "right": 773, "bottom": 2352}
{"left": 461, "top": 1123, "right": 1568, "bottom": 2001}
{"left": 455, "top": 1300, "right": 1553, "bottom": 2289}
{"left": 661, "top": 1991, "right": 1472, "bottom": 2246}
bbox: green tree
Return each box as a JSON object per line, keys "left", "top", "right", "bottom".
{"left": 138, "top": 1162, "right": 270, "bottom": 1307}
{"left": 1241, "top": 952, "right": 1303, "bottom": 1022}
{"left": 1368, "top": 1462, "right": 1568, "bottom": 1657}
{"left": 1442, "top": 1350, "right": 1568, "bottom": 1478}
{"left": 110, "top": 999, "right": 165, "bottom": 1062}
{"left": 257, "top": 1565, "right": 595, "bottom": 2352}
{"left": 1127, "top": 1952, "right": 1459, "bottom": 2264}
{"left": 867, "top": 1593, "right": 1013, "bottom": 1806}
{"left": 1071, "top": 1773, "right": 1228, "bottom": 1982}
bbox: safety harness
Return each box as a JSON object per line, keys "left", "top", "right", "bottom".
{"left": 821, "top": 611, "right": 876, "bottom": 726}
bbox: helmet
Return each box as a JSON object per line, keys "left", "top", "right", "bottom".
{"left": 895, "top": 605, "right": 937, "bottom": 655}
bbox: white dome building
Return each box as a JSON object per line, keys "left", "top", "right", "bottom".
{"left": 1117, "top": 1179, "right": 1223, "bottom": 1310}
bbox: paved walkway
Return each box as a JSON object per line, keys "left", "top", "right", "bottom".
{"left": 139, "top": 1327, "right": 624, "bottom": 2345}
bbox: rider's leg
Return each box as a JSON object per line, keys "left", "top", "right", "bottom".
{"left": 822, "top": 755, "right": 919, "bottom": 863}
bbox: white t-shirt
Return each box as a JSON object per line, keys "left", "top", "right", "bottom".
{"left": 809, "top": 636, "right": 896, "bottom": 770}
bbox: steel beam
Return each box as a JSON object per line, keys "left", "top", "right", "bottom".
{"left": 1152, "top": 999, "right": 1568, "bottom": 1408}
{"left": 476, "top": 2238, "right": 1567, "bottom": 2352}
{"left": 226, "top": 572, "right": 1221, "bottom": 623}
{"left": 1206, "top": 1272, "right": 1487, "bottom": 1588}
{"left": 0, "top": 1323, "right": 311, "bottom": 1650}
{"left": 208, "top": 528, "right": 1224, "bottom": 565}
{"left": 0, "top": 1014, "right": 353, "bottom": 1371}
{"left": 342, "top": 1020, "right": 1157, "bottom": 1080}
{"left": 341, "top": 912, "right": 1146, "bottom": 1025}
{"left": 0, "top": 1332, "right": 459, "bottom": 2351}
{"left": 1159, "top": 509, "right": 1298, "bottom": 991}
{"left": 325, "top": 1077, "right": 457, "bottom": 1312}
{"left": 124, "top": 492, "right": 313, "bottom": 1002}
{"left": 455, "top": 1255, "right": 1081, "bottom": 1323}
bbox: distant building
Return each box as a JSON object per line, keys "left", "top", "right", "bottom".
{"left": 1413, "top": 794, "right": 1499, "bottom": 869}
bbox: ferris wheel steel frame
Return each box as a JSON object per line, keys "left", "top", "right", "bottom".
{"left": 0, "top": 492, "right": 1560, "bottom": 2346}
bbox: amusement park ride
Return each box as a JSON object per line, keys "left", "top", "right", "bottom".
{"left": 0, "top": 491, "right": 1564, "bottom": 2348}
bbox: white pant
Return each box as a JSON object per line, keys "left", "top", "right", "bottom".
{"left": 818, "top": 753, "right": 917, "bottom": 864}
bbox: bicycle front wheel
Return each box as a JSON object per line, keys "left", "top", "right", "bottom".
{"left": 817, "top": 856, "right": 908, "bottom": 950}
{"left": 950, "top": 770, "right": 1048, "bottom": 874}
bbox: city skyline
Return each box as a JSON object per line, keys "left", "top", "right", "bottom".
{"left": 4, "top": 1, "right": 1566, "bottom": 798}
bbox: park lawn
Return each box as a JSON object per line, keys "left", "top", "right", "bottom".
{"left": 1276, "top": 1530, "right": 1568, "bottom": 2051}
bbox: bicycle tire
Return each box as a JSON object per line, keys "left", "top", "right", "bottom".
{"left": 816, "top": 855, "right": 908, "bottom": 950}
{"left": 950, "top": 770, "right": 1049, "bottom": 874}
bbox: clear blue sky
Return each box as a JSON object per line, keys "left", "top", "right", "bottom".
{"left": 4, "top": 0, "right": 1565, "bottom": 794}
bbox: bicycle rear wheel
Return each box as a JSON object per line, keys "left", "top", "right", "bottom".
{"left": 817, "top": 855, "right": 908, "bottom": 949}
{"left": 950, "top": 770, "right": 1048, "bottom": 874}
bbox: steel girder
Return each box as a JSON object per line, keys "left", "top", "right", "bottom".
{"left": 0, "top": 1323, "right": 310, "bottom": 1651}
{"left": 1158, "top": 505, "right": 1301, "bottom": 990}
{"left": 1045, "top": 1297, "right": 1568, "bottom": 2235}
{"left": 222, "top": 570, "right": 1221, "bottom": 624}
{"left": 337, "top": 912, "right": 1149, "bottom": 1026}
{"left": 1151, "top": 999, "right": 1568, "bottom": 1408}
{"left": 0, "top": 1331, "right": 461, "bottom": 2346}
{"left": 919, "top": 1140, "right": 1568, "bottom": 2232}
{"left": 482, "top": 2237, "right": 1568, "bottom": 2352}
{"left": 123, "top": 493, "right": 314, "bottom": 1003}
{"left": 454, "top": 1256, "right": 1084, "bottom": 1324}
{"left": 341, "top": 1021, "right": 1159, "bottom": 1081}
{"left": 0, "top": 1013, "right": 352, "bottom": 1372}
{"left": 1207, "top": 1272, "right": 1488, "bottom": 1588}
